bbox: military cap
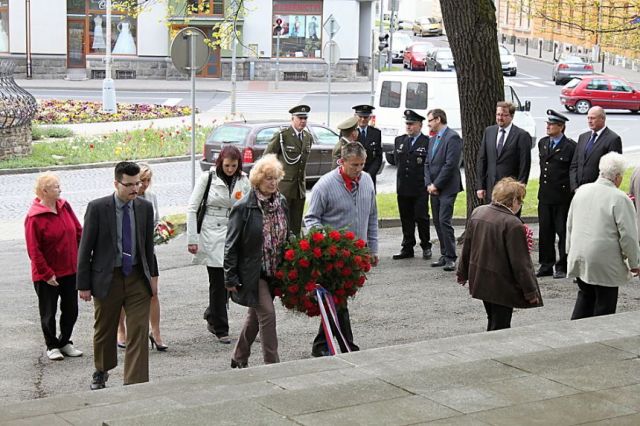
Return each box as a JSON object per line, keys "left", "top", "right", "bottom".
{"left": 545, "top": 109, "right": 569, "bottom": 124}
{"left": 403, "top": 109, "right": 425, "bottom": 123}
{"left": 289, "top": 105, "right": 311, "bottom": 117}
{"left": 337, "top": 116, "right": 359, "bottom": 131}
{"left": 353, "top": 104, "right": 375, "bottom": 117}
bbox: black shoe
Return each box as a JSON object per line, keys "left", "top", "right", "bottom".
{"left": 431, "top": 258, "right": 446, "bottom": 267}
{"left": 230, "top": 359, "right": 248, "bottom": 369}
{"left": 536, "top": 267, "right": 553, "bottom": 277}
{"left": 311, "top": 349, "right": 331, "bottom": 357}
{"left": 443, "top": 261, "right": 456, "bottom": 272}
{"left": 422, "top": 249, "right": 432, "bottom": 260}
{"left": 207, "top": 323, "right": 216, "bottom": 335}
{"left": 90, "top": 370, "right": 109, "bottom": 390}
{"left": 392, "top": 251, "right": 414, "bottom": 260}
{"left": 553, "top": 270, "right": 567, "bottom": 279}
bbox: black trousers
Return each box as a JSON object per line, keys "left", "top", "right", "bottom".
{"left": 312, "top": 306, "right": 359, "bottom": 355}
{"left": 286, "top": 197, "right": 305, "bottom": 237}
{"left": 33, "top": 274, "right": 78, "bottom": 350}
{"left": 571, "top": 278, "right": 618, "bottom": 320}
{"left": 397, "top": 193, "right": 431, "bottom": 252}
{"left": 431, "top": 193, "right": 457, "bottom": 261}
{"left": 482, "top": 301, "right": 513, "bottom": 331}
{"left": 538, "top": 202, "right": 570, "bottom": 272}
{"left": 205, "top": 267, "right": 229, "bottom": 337}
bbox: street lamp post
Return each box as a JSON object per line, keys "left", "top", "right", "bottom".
{"left": 102, "top": 0, "right": 117, "bottom": 113}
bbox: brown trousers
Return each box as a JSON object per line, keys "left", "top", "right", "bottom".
{"left": 232, "top": 279, "right": 279, "bottom": 364}
{"left": 93, "top": 266, "right": 151, "bottom": 385}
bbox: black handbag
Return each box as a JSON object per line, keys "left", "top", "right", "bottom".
{"left": 196, "top": 171, "right": 214, "bottom": 234}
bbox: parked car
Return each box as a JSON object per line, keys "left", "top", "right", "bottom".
{"left": 552, "top": 55, "right": 593, "bottom": 85}
{"left": 425, "top": 47, "right": 455, "bottom": 71}
{"left": 403, "top": 42, "right": 433, "bottom": 71}
{"left": 560, "top": 75, "right": 640, "bottom": 114}
{"left": 390, "top": 32, "right": 413, "bottom": 63}
{"left": 499, "top": 45, "right": 517, "bottom": 76}
{"left": 412, "top": 17, "right": 443, "bottom": 37}
{"left": 200, "top": 121, "right": 339, "bottom": 182}
{"left": 397, "top": 20, "right": 414, "bottom": 30}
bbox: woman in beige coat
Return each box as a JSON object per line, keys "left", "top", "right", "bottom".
{"left": 567, "top": 152, "right": 640, "bottom": 319}
{"left": 187, "top": 146, "right": 251, "bottom": 343}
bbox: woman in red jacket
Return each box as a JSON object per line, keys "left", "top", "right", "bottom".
{"left": 25, "top": 173, "right": 83, "bottom": 361}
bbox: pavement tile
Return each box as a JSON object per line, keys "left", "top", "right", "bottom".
{"left": 600, "top": 336, "right": 640, "bottom": 355}
{"left": 579, "top": 413, "right": 640, "bottom": 426}
{"left": 419, "top": 415, "right": 493, "bottom": 425}
{"left": 255, "top": 378, "right": 410, "bottom": 417}
{"left": 293, "top": 395, "right": 459, "bottom": 426}
{"left": 338, "top": 341, "right": 442, "bottom": 366}
{"left": 165, "top": 381, "right": 285, "bottom": 407}
{"left": 57, "top": 396, "right": 186, "bottom": 425}
{"left": 595, "top": 384, "right": 640, "bottom": 411}
{"left": 382, "top": 359, "right": 529, "bottom": 395}
{"left": 473, "top": 392, "right": 636, "bottom": 425}
{"left": 496, "top": 342, "right": 637, "bottom": 374}
{"left": 541, "top": 358, "right": 640, "bottom": 392}
{"left": 268, "top": 365, "right": 374, "bottom": 390}
{"left": 358, "top": 352, "right": 462, "bottom": 377}
{"left": 0, "top": 414, "right": 71, "bottom": 426}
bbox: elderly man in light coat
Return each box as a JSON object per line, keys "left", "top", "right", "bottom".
{"left": 567, "top": 152, "right": 640, "bottom": 320}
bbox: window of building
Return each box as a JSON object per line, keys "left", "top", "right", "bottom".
{"left": 406, "top": 83, "right": 427, "bottom": 110}
{"left": 187, "top": 0, "right": 224, "bottom": 15}
{"left": 0, "top": 0, "right": 8, "bottom": 53}
{"left": 272, "top": 0, "right": 322, "bottom": 59}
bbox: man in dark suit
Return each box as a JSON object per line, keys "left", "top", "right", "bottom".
{"left": 393, "top": 109, "right": 432, "bottom": 260}
{"left": 476, "top": 101, "right": 531, "bottom": 203}
{"left": 77, "top": 162, "right": 158, "bottom": 390}
{"left": 353, "top": 104, "right": 383, "bottom": 190}
{"left": 569, "top": 106, "right": 622, "bottom": 192}
{"left": 537, "top": 110, "right": 577, "bottom": 279}
{"left": 424, "top": 109, "right": 463, "bottom": 272}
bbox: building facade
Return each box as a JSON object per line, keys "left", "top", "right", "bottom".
{"left": 0, "top": 0, "right": 376, "bottom": 81}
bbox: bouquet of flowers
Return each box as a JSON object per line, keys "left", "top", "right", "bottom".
{"left": 271, "top": 226, "right": 373, "bottom": 317}
{"left": 153, "top": 219, "right": 175, "bottom": 245}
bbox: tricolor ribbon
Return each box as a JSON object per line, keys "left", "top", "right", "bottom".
{"left": 315, "top": 285, "right": 351, "bottom": 355}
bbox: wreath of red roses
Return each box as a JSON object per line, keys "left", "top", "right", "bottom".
{"left": 272, "top": 226, "right": 372, "bottom": 317}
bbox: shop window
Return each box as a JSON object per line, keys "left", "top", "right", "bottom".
{"left": 272, "top": 0, "right": 322, "bottom": 59}
{"left": 187, "top": 0, "right": 224, "bottom": 15}
{"left": 0, "top": 0, "right": 8, "bottom": 53}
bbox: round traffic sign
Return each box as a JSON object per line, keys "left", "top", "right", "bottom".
{"left": 276, "top": 18, "right": 282, "bottom": 25}
{"left": 170, "top": 27, "right": 210, "bottom": 74}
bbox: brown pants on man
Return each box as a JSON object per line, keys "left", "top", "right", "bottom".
{"left": 93, "top": 266, "right": 151, "bottom": 385}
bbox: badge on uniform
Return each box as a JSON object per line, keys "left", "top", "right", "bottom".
{"left": 417, "top": 157, "right": 423, "bottom": 165}
{"left": 399, "top": 144, "right": 404, "bottom": 150}
{"left": 286, "top": 146, "right": 296, "bottom": 152}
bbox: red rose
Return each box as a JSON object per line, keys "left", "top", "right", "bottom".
{"left": 305, "top": 282, "right": 316, "bottom": 292}
{"left": 288, "top": 270, "right": 298, "bottom": 280}
{"left": 335, "top": 260, "right": 345, "bottom": 269}
{"left": 325, "top": 263, "right": 334, "bottom": 272}
{"left": 354, "top": 255, "right": 362, "bottom": 265}
{"left": 357, "top": 275, "right": 366, "bottom": 286}
{"left": 333, "top": 295, "right": 340, "bottom": 304}
{"left": 335, "top": 288, "right": 346, "bottom": 296}
{"left": 312, "top": 247, "right": 322, "bottom": 258}
{"left": 284, "top": 249, "right": 296, "bottom": 261}
{"left": 311, "top": 269, "right": 321, "bottom": 279}
{"left": 312, "top": 232, "right": 324, "bottom": 243}
{"left": 340, "top": 267, "right": 352, "bottom": 277}
{"left": 344, "top": 280, "right": 353, "bottom": 289}
{"left": 329, "top": 230, "right": 341, "bottom": 241}
{"left": 274, "top": 288, "right": 283, "bottom": 297}
{"left": 290, "top": 296, "right": 299, "bottom": 305}
{"left": 363, "top": 263, "right": 371, "bottom": 272}
{"left": 344, "top": 231, "right": 355, "bottom": 240}
{"left": 287, "top": 284, "right": 299, "bottom": 294}
{"left": 341, "top": 249, "right": 351, "bottom": 258}
{"left": 303, "top": 299, "right": 316, "bottom": 311}
{"left": 355, "top": 239, "right": 366, "bottom": 249}
{"left": 299, "top": 239, "right": 311, "bottom": 251}
{"left": 328, "top": 245, "right": 338, "bottom": 256}
{"left": 299, "top": 258, "right": 310, "bottom": 268}
{"left": 275, "top": 270, "right": 284, "bottom": 280}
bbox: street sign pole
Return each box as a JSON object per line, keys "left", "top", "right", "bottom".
{"left": 188, "top": 32, "right": 197, "bottom": 189}
{"left": 230, "top": 0, "right": 238, "bottom": 113}
{"left": 371, "top": 29, "right": 375, "bottom": 107}
{"left": 324, "top": 15, "right": 340, "bottom": 127}
{"left": 276, "top": 34, "right": 280, "bottom": 89}
{"left": 102, "top": 0, "right": 117, "bottom": 113}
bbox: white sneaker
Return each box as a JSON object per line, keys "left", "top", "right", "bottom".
{"left": 59, "top": 343, "right": 83, "bottom": 357}
{"left": 47, "top": 348, "right": 64, "bottom": 360}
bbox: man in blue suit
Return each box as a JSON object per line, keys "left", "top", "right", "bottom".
{"left": 424, "top": 109, "right": 463, "bottom": 271}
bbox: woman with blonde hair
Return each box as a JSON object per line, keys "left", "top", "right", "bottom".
{"left": 457, "top": 177, "right": 542, "bottom": 331}
{"left": 225, "top": 154, "right": 290, "bottom": 368}
{"left": 25, "top": 173, "right": 83, "bottom": 360}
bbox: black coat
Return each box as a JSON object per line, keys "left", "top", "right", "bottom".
{"left": 569, "top": 127, "right": 622, "bottom": 192}
{"left": 224, "top": 190, "right": 289, "bottom": 308}
{"left": 395, "top": 133, "right": 429, "bottom": 197}
{"left": 424, "top": 127, "right": 463, "bottom": 196}
{"left": 476, "top": 124, "right": 532, "bottom": 200}
{"left": 537, "top": 134, "right": 576, "bottom": 205}
{"left": 359, "top": 126, "right": 383, "bottom": 176}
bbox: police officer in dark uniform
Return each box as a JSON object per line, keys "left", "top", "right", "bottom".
{"left": 393, "top": 110, "right": 432, "bottom": 260}
{"left": 537, "top": 109, "right": 577, "bottom": 279}
{"left": 264, "top": 105, "right": 312, "bottom": 236}
{"left": 353, "top": 105, "right": 383, "bottom": 190}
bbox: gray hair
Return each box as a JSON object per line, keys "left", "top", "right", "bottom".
{"left": 341, "top": 142, "right": 367, "bottom": 160}
{"left": 598, "top": 152, "right": 626, "bottom": 181}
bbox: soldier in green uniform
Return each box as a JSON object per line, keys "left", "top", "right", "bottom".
{"left": 264, "top": 105, "right": 312, "bottom": 236}
{"left": 331, "top": 116, "right": 359, "bottom": 169}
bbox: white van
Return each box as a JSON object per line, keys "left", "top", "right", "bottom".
{"left": 373, "top": 71, "right": 536, "bottom": 165}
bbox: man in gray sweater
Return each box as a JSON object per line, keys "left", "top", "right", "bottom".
{"left": 305, "top": 142, "right": 379, "bottom": 357}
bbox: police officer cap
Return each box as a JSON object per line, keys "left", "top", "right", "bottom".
{"left": 353, "top": 104, "right": 375, "bottom": 117}
{"left": 404, "top": 109, "right": 425, "bottom": 123}
{"left": 289, "top": 105, "right": 311, "bottom": 117}
{"left": 337, "top": 116, "right": 359, "bottom": 131}
{"left": 546, "top": 109, "right": 569, "bottom": 124}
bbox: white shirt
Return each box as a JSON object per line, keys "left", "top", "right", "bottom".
{"left": 496, "top": 123, "right": 513, "bottom": 149}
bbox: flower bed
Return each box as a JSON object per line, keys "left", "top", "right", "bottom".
{"left": 34, "top": 100, "right": 193, "bottom": 125}
{"left": 272, "top": 226, "right": 373, "bottom": 317}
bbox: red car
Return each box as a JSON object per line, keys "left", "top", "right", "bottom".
{"left": 402, "top": 42, "right": 433, "bottom": 71}
{"left": 560, "top": 75, "right": 640, "bottom": 114}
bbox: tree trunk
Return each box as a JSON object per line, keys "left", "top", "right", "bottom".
{"left": 440, "top": 0, "right": 505, "bottom": 221}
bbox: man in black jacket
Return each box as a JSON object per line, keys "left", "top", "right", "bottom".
{"left": 476, "top": 101, "right": 531, "bottom": 203}
{"left": 393, "top": 109, "right": 432, "bottom": 260}
{"left": 353, "top": 104, "right": 383, "bottom": 190}
{"left": 536, "top": 110, "right": 576, "bottom": 279}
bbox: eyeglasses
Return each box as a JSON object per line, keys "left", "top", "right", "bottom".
{"left": 118, "top": 181, "right": 142, "bottom": 188}
{"left": 427, "top": 118, "right": 437, "bottom": 123}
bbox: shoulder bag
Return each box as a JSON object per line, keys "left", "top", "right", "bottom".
{"left": 196, "top": 171, "right": 214, "bottom": 234}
